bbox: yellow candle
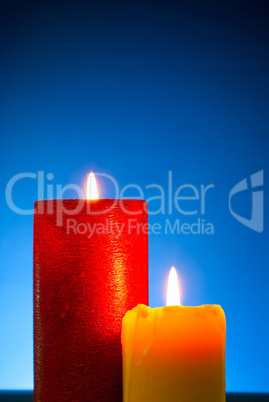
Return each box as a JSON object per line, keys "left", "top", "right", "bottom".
{"left": 121, "top": 267, "right": 226, "bottom": 402}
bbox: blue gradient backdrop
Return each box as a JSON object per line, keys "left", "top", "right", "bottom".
{"left": 0, "top": 0, "right": 268, "bottom": 392}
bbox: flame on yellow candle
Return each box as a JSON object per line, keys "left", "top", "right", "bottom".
{"left": 166, "top": 266, "right": 181, "bottom": 306}
{"left": 86, "top": 172, "right": 99, "bottom": 200}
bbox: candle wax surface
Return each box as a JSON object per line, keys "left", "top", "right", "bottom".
{"left": 34, "top": 199, "right": 148, "bottom": 402}
{"left": 122, "top": 304, "right": 226, "bottom": 402}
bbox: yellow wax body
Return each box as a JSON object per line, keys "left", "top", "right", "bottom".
{"left": 121, "top": 304, "right": 226, "bottom": 402}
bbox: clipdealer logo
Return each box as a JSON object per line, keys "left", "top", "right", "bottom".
{"left": 229, "top": 170, "right": 264, "bottom": 233}
{"left": 5, "top": 170, "right": 264, "bottom": 235}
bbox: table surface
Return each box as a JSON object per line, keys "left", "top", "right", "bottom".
{"left": 0, "top": 392, "right": 269, "bottom": 401}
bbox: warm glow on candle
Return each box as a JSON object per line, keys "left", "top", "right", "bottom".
{"left": 166, "top": 266, "right": 180, "bottom": 306}
{"left": 86, "top": 172, "right": 99, "bottom": 200}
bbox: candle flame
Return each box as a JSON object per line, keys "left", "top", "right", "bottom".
{"left": 86, "top": 172, "right": 99, "bottom": 200}
{"left": 166, "top": 266, "right": 181, "bottom": 306}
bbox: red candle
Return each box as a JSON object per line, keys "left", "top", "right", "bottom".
{"left": 34, "top": 174, "right": 148, "bottom": 401}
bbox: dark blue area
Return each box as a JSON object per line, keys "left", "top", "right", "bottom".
{"left": 1, "top": 392, "right": 269, "bottom": 402}
{"left": 0, "top": 0, "right": 268, "bottom": 392}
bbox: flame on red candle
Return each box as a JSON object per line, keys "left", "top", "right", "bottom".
{"left": 86, "top": 172, "right": 99, "bottom": 200}
{"left": 166, "top": 266, "right": 181, "bottom": 306}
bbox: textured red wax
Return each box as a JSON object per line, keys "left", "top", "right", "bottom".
{"left": 34, "top": 199, "right": 148, "bottom": 402}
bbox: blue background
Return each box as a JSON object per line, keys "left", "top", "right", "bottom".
{"left": 0, "top": 0, "right": 268, "bottom": 392}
